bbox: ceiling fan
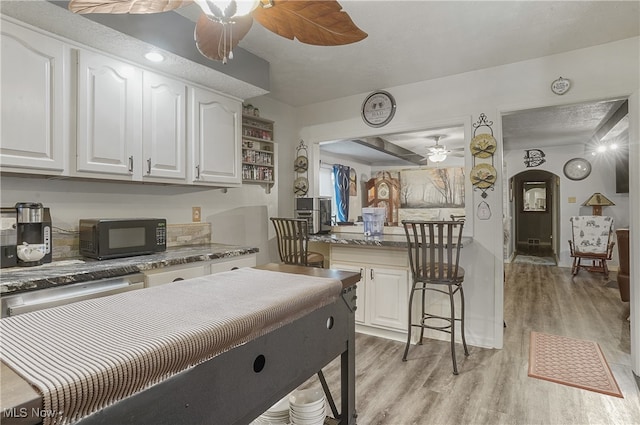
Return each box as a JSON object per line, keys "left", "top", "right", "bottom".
{"left": 421, "top": 135, "right": 464, "bottom": 164}
{"left": 68, "top": 0, "right": 368, "bottom": 63}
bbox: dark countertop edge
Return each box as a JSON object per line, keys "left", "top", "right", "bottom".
{"left": 309, "top": 234, "right": 473, "bottom": 248}
{"left": 0, "top": 245, "right": 260, "bottom": 296}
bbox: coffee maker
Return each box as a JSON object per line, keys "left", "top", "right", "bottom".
{"left": 0, "top": 208, "right": 18, "bottom": 268}
{"left": 15, "top": 202, "right": 52, "bottom": 267}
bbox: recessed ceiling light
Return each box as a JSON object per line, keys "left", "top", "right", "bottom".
{"left": 144, "top": 52, "right": 164, "bottom": 62}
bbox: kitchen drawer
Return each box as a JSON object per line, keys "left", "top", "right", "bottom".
{"left": 143, "top": 263, "right": 208, "bottom": 287}
{"left": 208, "top": 254, "right": 256, "bottom": 275}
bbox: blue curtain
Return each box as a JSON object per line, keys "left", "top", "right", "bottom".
{"left": 333, "top": 164, "right": 350, "bottom": 223}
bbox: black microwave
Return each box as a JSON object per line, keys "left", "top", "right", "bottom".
{"left": 79, "top": 218, "right": 167, "bottom": 260}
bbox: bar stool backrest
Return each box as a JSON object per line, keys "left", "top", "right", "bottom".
{"left": 270, "top": 217, "right": 311, "bottom": 266}
{"left": 402, "top": 220, "right": 465, "bottom": 284}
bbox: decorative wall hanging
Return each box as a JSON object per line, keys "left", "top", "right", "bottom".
{"left": 551, "top": 77, "right": 571, "bottom": 95}
{"left": 524, "top": 149, "right": 546, "bottom": 167}
{"left": 470, "top": 113, "right": 497, "bottom": 198}
{"left": 294, "top": 140, "right": 309, "bottom": 197}
{"left": 361, "top": 90, "right": 396, "bottom": 128}
{"left": 477, "top": 200, "right": 492, "bottom": 220}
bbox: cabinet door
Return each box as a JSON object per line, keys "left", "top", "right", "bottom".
{"left": 368, "top": 267, "right": 409, "bottom": 331}
{"left": 143, "top": 264, "right": 207, "bottom": 288}
{"left": 76, "top": 50, "right": 142, "bottom": 177}
{"left": 208, "top": 254, "right": 257, "bottom": 274}
{"left": 0, "top": 20, "right": 67, "bottom": 173}
{"left": 331, "top": 263, "right": 365, "bottom": 324}
{"left": 142, "top": 71, "right": 186, "bottom": 180}
{"left": 190, "top": 87, "right": 241, "bottom": 186}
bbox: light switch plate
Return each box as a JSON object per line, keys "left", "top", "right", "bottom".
{"left": 192, "top": 207, "right": 201, "bottom": 222}
{"left": 568, "top": 197, "right": 576, "bottom": 203}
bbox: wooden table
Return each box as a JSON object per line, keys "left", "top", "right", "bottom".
{"left": 1, "top": 264, "right": 360, "bottom": 425}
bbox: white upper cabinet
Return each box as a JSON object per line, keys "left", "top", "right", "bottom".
{"left": 76, "top": 50, "right": 142, "bottom": 178}
{"left": 0, "top": 20, "right": 68, "bottom": 174}
{"left": 190, "top": 87, "right": 241, "bottom": 186}
{"left": 76, "top": 51, "right": 188, "bottom": 182}
{"left": 142, "top": 71, "right": 187, "bottom": 181}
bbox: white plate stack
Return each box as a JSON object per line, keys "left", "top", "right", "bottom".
{"left": 250, "top": 394, "right": 290, "bottom": 425}
{"left": 289, "top": 388, "right": 327, "bottom": 425}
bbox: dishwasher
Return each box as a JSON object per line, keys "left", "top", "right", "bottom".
{"left": 1, "top": 273, "right": 145, "bottom": 317}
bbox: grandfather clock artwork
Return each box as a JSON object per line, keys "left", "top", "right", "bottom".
{"left": 365, "top": 172, "right": 400, "bottom": 225}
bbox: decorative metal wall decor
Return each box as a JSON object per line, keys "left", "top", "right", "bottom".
{"left": 294, "top": 140, "right": 309, "bottom": 197}
{"left": 524, "top": 149, "right": 546, "bottom": 167}
{"left": 470, "top": 113, "right": 497, "bottom": 199}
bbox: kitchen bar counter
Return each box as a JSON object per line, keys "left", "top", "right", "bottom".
{"left": 0, "top": 244, "right": 259, "bottom": 295}
{"left": 309, "top": 231, "right": 472, "bottom": 248}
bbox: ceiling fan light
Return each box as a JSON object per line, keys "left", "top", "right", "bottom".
{"left": 195, "top": 0, "right": 259, "bottom": 20}
{"left": 429, "top": 153, "right": 447, "bottom": 163}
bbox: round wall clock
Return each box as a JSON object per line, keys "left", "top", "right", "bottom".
{"left": 563, "top": 158, "right": 591, "bottom": 181}
{"left": 551, "top": 77, "right": 571, "bottom": 95}
{"left": 361, "top": 90, "right": 396, "bottom": 127}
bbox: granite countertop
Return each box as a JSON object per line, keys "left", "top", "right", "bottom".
{"left": 0, "top": 244, "right": 259, "bottom": 295}
{"left": 309, "top": 232, "right": 473, "bottom": 249}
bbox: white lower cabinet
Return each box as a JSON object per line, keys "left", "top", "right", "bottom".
{"left": 144, "top": 263, "right": 208, "bottom": 288}
{"left": 143, "top": 254, "right": 257, "bottom": 287}
{"left": 208, "top": 254, "right": 256, "bottom": 274}
{"left": 331, "top": 246, "right": 410, "bottom": 340}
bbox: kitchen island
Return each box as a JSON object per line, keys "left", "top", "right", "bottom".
{"left": 0, "top": 264, "right": 361, "bottom": 425}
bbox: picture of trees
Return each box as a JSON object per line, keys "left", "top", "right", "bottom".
{"left": 400, "top": 168, "right": 465, "bottom": 208}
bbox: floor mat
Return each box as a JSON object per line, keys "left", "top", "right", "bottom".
{"left": 528, "top": 331, "right": 623, "bottom": 398}
{"left": 513, "top": 255, "right": 556, "bottom": 265}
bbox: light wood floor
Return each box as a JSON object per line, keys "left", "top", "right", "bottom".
{"left": 302, "top": 263, "right": 640, "bottom": 424}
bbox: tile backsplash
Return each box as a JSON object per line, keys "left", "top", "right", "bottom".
{"left": 52, "top": 223, "right": 212, "bottom": 260}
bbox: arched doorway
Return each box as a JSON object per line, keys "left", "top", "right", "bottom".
{"left": 512, "top": 169, "right": 559, "bottom": 263}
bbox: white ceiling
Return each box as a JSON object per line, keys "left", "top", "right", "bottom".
{"left": 232, "top": 0, "right": 639, "bottom": 107}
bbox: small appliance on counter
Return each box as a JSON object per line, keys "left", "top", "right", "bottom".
{"left": 79, "top": 218, "right": 167, "bottom": 260}
{"left": 362, "top": 207, "right": 386, "bottom": 237}
{"left": 295, "top": 197, "right": 331, "bottom": 234}
{"left": 14, "top": 202, "right": 52, "bottom": 267}
{"left": 1, "top": 207, "right": 18, "bottom": 268}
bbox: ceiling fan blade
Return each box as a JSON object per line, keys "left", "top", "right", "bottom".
{"left": 68, "top": 0, "right": 192, "bottom": 14}
{"left": 252, "top": 0, "right": 367, "bottom": 46}
{"left": 195, "top": 14, "right": 253, "bottom": 61}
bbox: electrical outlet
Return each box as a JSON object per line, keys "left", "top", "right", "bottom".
{"left": 568, "top": 197, "right": 576, "bottom": 203}
{"left": 192, "top": 207, "right": 201, "bottom": 223}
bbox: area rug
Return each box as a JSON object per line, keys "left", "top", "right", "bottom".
{"left": 528, "top": 331, "right": 623, "bottom": 398}
{"left": 513, "top": 255, "right": 556, "bottom": 266}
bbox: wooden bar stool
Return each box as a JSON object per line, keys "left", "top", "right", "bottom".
{"left": 401, "top": 220, "right": 469, "bottom": 375}
{"left": 270, "top": 217, "right": 324, "bottom": 268}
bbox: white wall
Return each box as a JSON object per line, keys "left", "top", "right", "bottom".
{"left": 290, "top": 35, "right": 640, "bottom": 367}
{"left": 505, "top": 143, "right": 629, "bottom": 268}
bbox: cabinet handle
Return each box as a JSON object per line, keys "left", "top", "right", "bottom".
{"left": 195, "top": 165, "right": 200, "bottom": 180}
{"left": 370, "top": 269, "right": 374, "bottom": 280}
{"left": 128, "top": 156, "right": 134, "bottom": 173}
{"left": 359, "top": 268, "right": 364, "bottom": 280}
{"left": 147, "top": 158, "right": 152, "bottom": 175}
